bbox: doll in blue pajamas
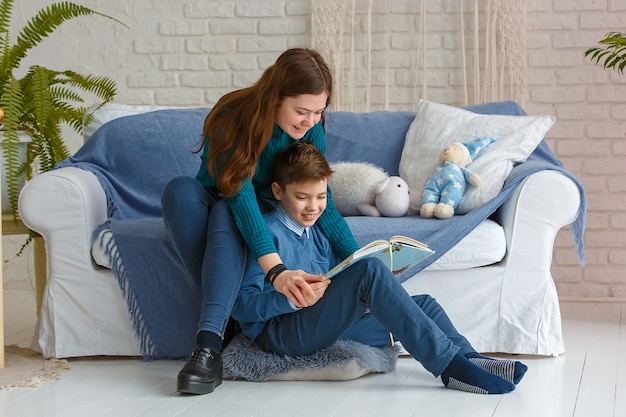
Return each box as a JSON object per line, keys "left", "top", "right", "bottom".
{"left": 231, "top": 141, "right": 526, "bottom": 395}
{"left": 420, "top": 137, "right": 496, "bottom": 219}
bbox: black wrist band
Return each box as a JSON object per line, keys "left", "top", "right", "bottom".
{"left": 265, "top": 263, "right": 287, "bottom": 286}
{"left": 269, "top": 267, "right": 286, "bottom": 286}
{"left": 265, "top": 263, "right": 285, "bottom": 282}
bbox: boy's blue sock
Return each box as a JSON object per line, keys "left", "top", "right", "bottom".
{"left": 464, "top": 352, "right": 527, "bottom": 385}
{"left": 440, "top": 353, "right": 515, "bottom": 394}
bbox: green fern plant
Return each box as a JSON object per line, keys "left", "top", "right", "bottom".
{"left": 0, "top": 0, "right": 124, "bottom": 222}
{"left": 585, "top": 31, "right": 626, "bottom": 74}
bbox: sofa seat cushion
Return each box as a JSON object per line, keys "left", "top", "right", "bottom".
{"left": 91, "top": 218, "right": 505, "bottom": 272}
{"left": 425, "top": 218, "right": 505, "bottom": 271}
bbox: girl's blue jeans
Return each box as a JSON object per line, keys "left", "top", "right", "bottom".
{"left": 162, "top": 176, "right": 261, "bottom": 338}
{"left": 255, "top": 258, "right": 475, "bottom": 377}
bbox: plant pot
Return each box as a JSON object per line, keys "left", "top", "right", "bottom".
{"left": 1, "top": 131, "right": 31, "bottom": 215}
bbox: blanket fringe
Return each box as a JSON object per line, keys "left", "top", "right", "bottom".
{"left": 93, "top": 222, "right": 157, "bottom": 359}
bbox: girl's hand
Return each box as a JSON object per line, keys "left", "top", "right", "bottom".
{"left": 272, "top": 269, "right": 328, "bottom": 308}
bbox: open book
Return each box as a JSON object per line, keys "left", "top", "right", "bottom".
{"left": 324, "top": 235, "right": 435, "bottom": 280}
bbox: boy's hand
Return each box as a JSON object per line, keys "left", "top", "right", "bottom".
{"left": 302, "top": 280, "right": 330, "bottom": 307}
{"left": 273, "top": 270, "right": 329, "bottom": 308}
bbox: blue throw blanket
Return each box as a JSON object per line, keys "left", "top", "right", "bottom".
{"left": 57, "top": 108, "right": 586, "bottom": 359}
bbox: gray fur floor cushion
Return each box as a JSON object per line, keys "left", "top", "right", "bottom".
{"left": 222, "top": 334, "right": 399, "bottom": 382}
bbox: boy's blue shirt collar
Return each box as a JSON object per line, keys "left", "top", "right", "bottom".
{"left": 275, "top": 205, "right": 310, "bottom": 238}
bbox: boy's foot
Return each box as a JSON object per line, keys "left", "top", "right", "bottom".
{"left": 177, "top": 347, "right": 223, "bottom": 395}
{"left": 441, "top": 353, "right": 515, "bottom": 394}
{"left": 464, "top": 352, "right": 528, "bottom": 384}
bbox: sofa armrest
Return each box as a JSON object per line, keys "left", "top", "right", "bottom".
{"left": 494, "top": 170, "right": 581, "bottom": 270}
{"left": 18, "top": 167, "right": 144, "bottom": 358}
{"left": 19, "top": 166, "right": 108, "bottom": 270}
{"left": 486, "top": 170, "right": 581, "bottom": 355}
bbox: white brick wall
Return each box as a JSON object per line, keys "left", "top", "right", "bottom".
{"left": 5, "top": 0, "right": 626, "bottom": 299}
{"left": 525, "top": 0, "right": 626, "bottom": 298}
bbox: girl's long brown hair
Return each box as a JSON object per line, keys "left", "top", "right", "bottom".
{"left": 202, "top": 48, "right": 333, "bottom": 196}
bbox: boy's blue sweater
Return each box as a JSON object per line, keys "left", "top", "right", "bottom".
{"left": 232, "top": 206, "right": 341, "bottom": 342}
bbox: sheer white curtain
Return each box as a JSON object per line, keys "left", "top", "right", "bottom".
{"left": 312, "top": 0, "right": 527, "bottom": 112}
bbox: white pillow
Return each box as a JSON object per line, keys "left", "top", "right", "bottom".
{"left": 399, "top": 99, "right": 555, "bottom": 214}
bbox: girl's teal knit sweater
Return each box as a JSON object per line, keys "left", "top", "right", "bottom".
{"left": 195, "top": 122, "right": 359, "bottom": 262}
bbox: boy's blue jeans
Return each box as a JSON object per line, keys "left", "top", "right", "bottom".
{"left": 255, "top": 258, "right": 475, "bottom": 377}
{"left": 161, "top": 176, "right": 253, "bottom": 338}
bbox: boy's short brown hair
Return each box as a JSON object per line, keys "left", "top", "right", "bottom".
{"left": 272, "top": 141, "right": 333, "bottom": 188}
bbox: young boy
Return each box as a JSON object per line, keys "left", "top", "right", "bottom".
{"left": 231, "top": 141, "right": 526, "bottom": 394}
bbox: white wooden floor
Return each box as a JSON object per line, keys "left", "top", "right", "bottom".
{"left": 2, "top": 289, "right": 625, "bottom": 417}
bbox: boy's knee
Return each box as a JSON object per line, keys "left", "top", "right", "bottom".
{"left": 354, "top": 258, "right": 392, "bottom": 287}
{"left": 411, "top": 293, "right": 439, "bottom": 306}
{"left": 360, "top": 257, "right": 388, "bottom": 274}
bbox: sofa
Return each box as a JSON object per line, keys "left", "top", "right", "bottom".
{"left": 19, "top": 100, "right": 584, "bottom": 359}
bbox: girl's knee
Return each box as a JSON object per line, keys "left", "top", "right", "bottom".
{"left": 208, "top": 199, "right": 241, "bottom": 236}
{"left": 162, "top": 176, "right": 204, "bottom": 205}
{"left": 210, "top": 199, "right": 234, "bottom": 219}
{"left": 164, "top": 177, "right": 217, "bottom": 211}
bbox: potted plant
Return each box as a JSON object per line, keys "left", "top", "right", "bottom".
{"left": 0, "top": 0, "right": 124, "bottom": 222}
{"left": 585, "top": 31, "right": 626, "bottom": 74}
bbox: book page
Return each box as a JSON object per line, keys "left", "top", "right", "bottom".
{"left": 324, "top": 235, "right": 433, "bottom": 280}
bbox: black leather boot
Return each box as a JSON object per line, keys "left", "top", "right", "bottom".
{"left": 177, "top": 347, "right": 223, "bottom": 395}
